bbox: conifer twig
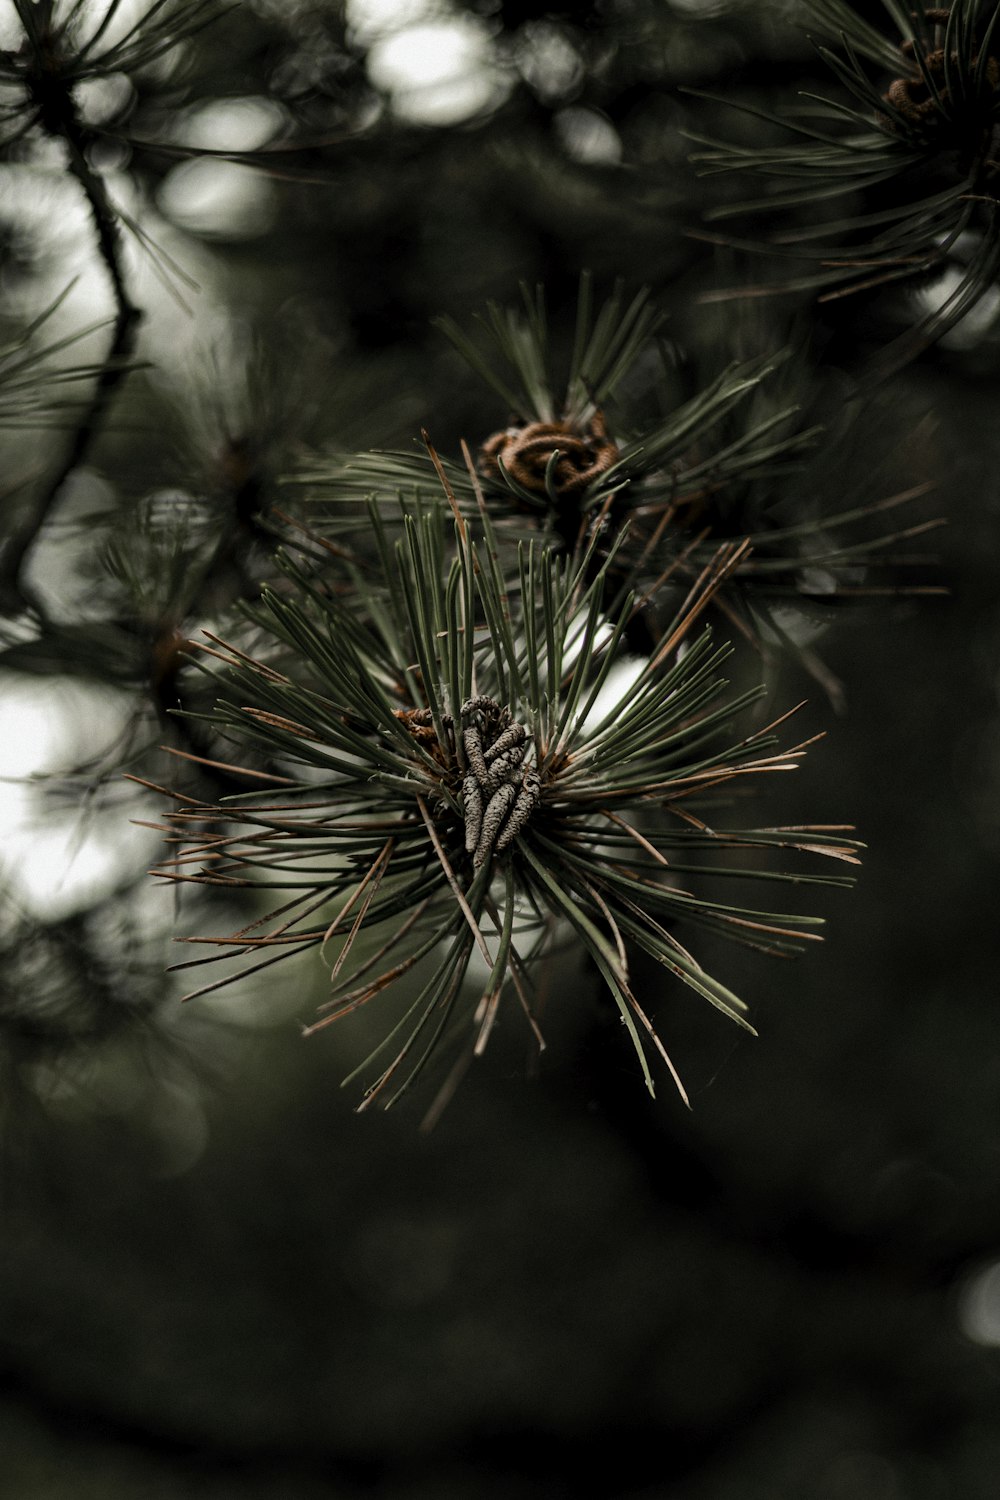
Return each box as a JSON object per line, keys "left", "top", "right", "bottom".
{"left": 1, "top": 30, "right": 141, "bottom": 610}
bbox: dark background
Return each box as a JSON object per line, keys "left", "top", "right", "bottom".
{"left": 2, "top": 2, "right": 1000, "bottom": 1494}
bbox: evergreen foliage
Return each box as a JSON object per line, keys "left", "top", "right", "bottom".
{"left": 692, "top": 1, "right": 1000, "bottom": 363}
{"left": 148, "top": 496, "right": 858, "bottom": 1110}
{"left": 0, "top": 0, "right": 960, "bottom": 1113}
{"left": 2, "top": 3, "right": 998, "bottom": 1494}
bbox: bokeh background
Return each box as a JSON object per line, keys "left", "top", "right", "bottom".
{"left": 2, "top": 1, "right": 1000, "bottom": 1495}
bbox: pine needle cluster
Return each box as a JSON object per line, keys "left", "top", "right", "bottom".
{"left": 148, "top": 451, "right": 861, "bottom": 1112}
{"left": 290, "top": 281, "right": 936, "bottom": 689}
{"left": 691, "top": 1, "right": 1000, "bottom": 360}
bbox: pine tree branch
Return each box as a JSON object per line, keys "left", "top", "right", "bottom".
{"left": 1, "top": 61, "right": 141, "bottom": 612}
